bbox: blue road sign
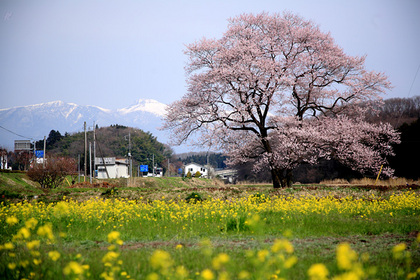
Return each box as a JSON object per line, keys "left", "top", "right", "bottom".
{"left": 140, "top": 165, "right": 148, "bottom": 172}
{"left": 35, "top": 150, "right": 44, "bottom": 158}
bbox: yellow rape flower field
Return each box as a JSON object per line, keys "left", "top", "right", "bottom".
{"left": 0, "top": 177, "right": 419, "bottom": 279}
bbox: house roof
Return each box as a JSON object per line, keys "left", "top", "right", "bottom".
{"left": 184, "top": 162, "right": 205, "bottom": 168}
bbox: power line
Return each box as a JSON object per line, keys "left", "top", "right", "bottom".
{"left": 0, "top": 125, "right": 34, "bottom": 140}
{"left": 395, "top": 62, "right": 420, "bottom": 127}
{"left": 407, "top": 63, "right": 420, "bottom": 98}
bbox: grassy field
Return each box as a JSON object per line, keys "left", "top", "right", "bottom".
{"left": 0, "top": 172, "right": 419, "bottom": 279}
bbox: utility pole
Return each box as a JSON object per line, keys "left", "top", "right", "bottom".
{"left": 78, "top": 154, "right": 80, "bottom": 183}
{"left": 33, "top": 140, "right": 36, "bottom": 166}
{"left": 89, "top": 142, "right": 92, "bottom": 183}
{"left": 125, "top": 132, "right": 132, "bottom": 178}
{"left": 84, "top": 121, "right": 87, "bottom": 179}
{"left": 93, "top": 121, "right": 96, "bottom": 176}
{"left": 43, "top": 136, "right": 46, "bottom": 168}
{"left": 129, "top": 132, "right": 132, "bottom": 178}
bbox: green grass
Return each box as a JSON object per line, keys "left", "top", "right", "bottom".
{"left": 0, "top": 172, "right": 419, "bottom": 279}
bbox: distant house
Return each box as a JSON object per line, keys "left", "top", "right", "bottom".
{"left": 95, "top": 157, "right": 129, "bottom": 179}
{"left": 214, "top": 169, "right": 238, "bottom": 184}
{"left": 184, "top": 162, "right": 208, "bottom": 178}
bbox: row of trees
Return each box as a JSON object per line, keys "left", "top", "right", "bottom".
{"left": 366, "top": 96, "right": 420, "bottom": 127}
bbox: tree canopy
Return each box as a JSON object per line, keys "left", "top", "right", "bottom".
{"left": 164, "top": 12, "right": 399, "bottom": 188}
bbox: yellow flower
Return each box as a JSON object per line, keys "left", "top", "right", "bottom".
{"left": 48, "top": 250, "right": 61, "bottom": 261}
{"left": 333, "top": 271, "right": 361, "bottom": 280}
{"left": 37, "top": 223, "right": 55, "bottom": 241}
{"left": 336, "top": 243, "right": 358, "bottom": 270}
{"left": 212, "top": 253, "right": 230, "bottom": 270}
{"left": 33, "top": 259, "right": 42, "bottom": 265}
{"left": 14, "top": 227, "right": 30, "bottom": 240}
{"left": 102, "top": 251, "right": 120, "bottom": 263}
{"left": 146, "top": 272, "right": 159, "bottom": 280}
{"left": 219, "top": 271, "right": 230, "bottom": 280}
{"left": 26, "top": 240, "right": 40, "bottom": 250}
{"left": 63, "top": 261, "right": 85, "bottom": 275}
{"left": 201, "top": 269, "right": 215, "bottom": 280}
{"left": 176, "top": 244, "right": 183, "bottom": 250}
{"left": 54, "top": 201, "right": 70, "bottom": 217}
{"left": 175, "top": 265, "right": 189, "bottom": 278}
{"left": 31, "top": 250, "right": 41, "bottom": 257}
{"left": 308, "top": 263, "right": 329, "bottom": 280}
{"left": 25, "top": 218, "right": 38, "bottom": 230}
{"left": 284, "top": 256, "right": 298, "bottom": 268}
{"left": 4, "top": 242, "right": 14, "bottom": 250}
{"left": 392, "top": 243, "right": 407, "bottom": 259}
{"left": 107, "top": 231, "right": 123, "bottom": 245}
{"left": 271, "top": 239, "right": 294, "bottom": 254}
{"left": 407, "top": 272, "right": 417, "bottom": 279}
{"left": 150, "top": 249, "right": 173, "bottom": 273}
{"left": 238, "top": 270, "right": 250, "bottom": 279}
{"left": 107, "top": 231, "right": 120, "bottom": 242}
{"left": 257, "top": 249, "right": 269, "bottom": 262}
{"left": 6, "top": 216, "right": 19, "bottom": 225}
{"left": 19, "top": 260, "right": 29, "bottom": 268}
{"left": 8, "top": 263, "right": 16, "bottom": 270}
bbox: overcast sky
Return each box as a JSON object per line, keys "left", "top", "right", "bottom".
{"left": 1, "top": 0, "right": 419, "bottom": 110}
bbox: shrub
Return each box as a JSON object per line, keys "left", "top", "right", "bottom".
{"left": 27, "top": 157, "right": 77, "bottom": 189}
{"left": 185, "top": 192, "right": 203, "bottom": 203}
{"left": 194, "top": 171, "right": 202, "bottom": 178}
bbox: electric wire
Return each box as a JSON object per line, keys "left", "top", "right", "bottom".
{"left": 395, "top": 63, "right": 420, "bottom": 127}
{"left": 0, "top": 125, "right": 34, "bottom": 140}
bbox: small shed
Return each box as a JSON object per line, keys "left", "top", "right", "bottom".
{"left": 95, "top": 157, "right": 129, "bottom": 179}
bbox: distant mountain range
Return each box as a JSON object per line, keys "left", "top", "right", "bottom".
{"left": 0, "top": 99, "right": 172, "bottom": 150}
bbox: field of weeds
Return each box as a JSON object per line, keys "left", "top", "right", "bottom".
{"left": 0, "top": 173, "right": 419, "bottom": 279}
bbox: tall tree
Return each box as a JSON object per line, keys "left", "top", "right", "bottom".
{"left": 163, "top": 12, "right": 399, "bottom": 188}
{"left": 46, "top": 130, "right": 63, "bottom": 147}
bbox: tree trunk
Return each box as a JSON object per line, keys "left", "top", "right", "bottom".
{"left": 271, "top": 168, "right": 283, "bottom": 188}
{"left": 271, "top": 168, "right": 293, "bottom": 188}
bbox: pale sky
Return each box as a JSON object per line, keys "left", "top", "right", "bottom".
{"left": 1, "top": 0, "right": 419, "bottom": 110}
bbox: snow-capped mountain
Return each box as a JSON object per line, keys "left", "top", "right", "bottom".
{"left": 0, "top": 99, "right": 170, "bottom": 150}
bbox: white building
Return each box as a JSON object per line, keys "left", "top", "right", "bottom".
{"left": 95, "top": 157, "right": 129, "bottom": 179}
{"left": 184, "top": 162, "right": 209, "bottom": 178}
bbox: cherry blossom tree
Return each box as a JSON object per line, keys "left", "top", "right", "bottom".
{"left": 163, "top": 12, "right": 399, "bottom": 188}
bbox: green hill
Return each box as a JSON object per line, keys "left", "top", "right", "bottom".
{"left": 37, "top": 125, "right": 172, "bottom": 173}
